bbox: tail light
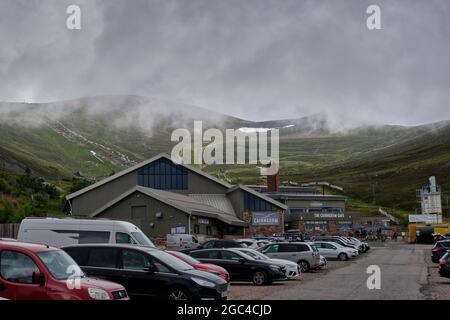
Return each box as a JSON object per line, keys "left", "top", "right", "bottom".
{"left": 440, "top": 260, "right": 447, "bottom": 267}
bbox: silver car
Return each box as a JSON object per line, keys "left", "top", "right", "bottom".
{"left": 260, "top": 242, "right": 320, "bottom": 272}
{"left": 314, "top": 241, "right": 358, "bottom": 261}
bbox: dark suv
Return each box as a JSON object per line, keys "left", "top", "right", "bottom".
{"left": 190, "top": 248, "right": 286, "bottom": 285}
{"left": 63, "top": 244, "right": 229, "bottom": 300}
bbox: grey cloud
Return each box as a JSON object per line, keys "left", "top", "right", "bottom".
{"left": 0, "top": 0, "right": 449, "bottom": 125}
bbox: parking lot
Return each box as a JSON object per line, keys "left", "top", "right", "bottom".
{"left": 230, "top": 241, "right": 449, "bottom": 300}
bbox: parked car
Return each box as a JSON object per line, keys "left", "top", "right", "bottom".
{"left": 439, "top": 251, "right": 450, "bottom": 278}
{"left": 256, "top": 240, "right": 271, "bottom": 247}
{"left": 259, "top": 242, "right": 320, "bottom": 272}
{"left": 432, "top": 240, "right": 450, "bottom": 263}
{"left": 233, "top": 248, "right": 300, "bottom": 278}
{"left": 166, "top": 234, "right": 199, "bottom": 250}
{"left": 189, "top": 248, "right": 287, "bottom": 285}
{"left": 17, "top": 218, "right": 155, "bottom": 248}
{"left": 166, "top": 250, "right": 230, "bottom": 282}
{"left": 314, "top": 236, "right": 361, "bottom": 253}
{"left": 63, "top": 244, "right": 228, "bottom": 300}
{"left": 314, "top": 241, "right": 358, "bottom": 261}
{"left": 0, "top": 241, "right": 128, "bottom": 300}
{"left": 343, "top": 237, "right": 370, "bottom": 252}
{"left": 181, "top": 239, "right": 245, "bottom": 254}
{"left": 235, "top": 239, "right": 259, "bottom": 249}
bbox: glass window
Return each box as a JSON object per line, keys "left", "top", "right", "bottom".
{"left": 149, "top": 250, "right": 193, "bottom": 272}
{"left": 191, "top": 250, "right": 220, "bottom": 259}
{"left": 202, "top": 241, "right": 214, "bottom": 249}
{"left": 221, "top": 251, "right": 243, "bottom": 261}
{"left": 279, "top": 244, "right": 298, "bottom": 252}
{"left": 63, "top": 247, "right": 89, "bottom": 266}
{"left": 122, "top": 249, "right": 150, "bottom": 270}
{"left": 206, "top": 226, "right": 212, "bottom": 236}
{"left": 0, "top": 251, "right": 40, "bottom": 284}
{"left": 131, "top": 232, "right": 155, "bottom": 247}
{"left": 116, "top": 232, "right": 137, "bottom": 244}
{"left": 87, "top": 248, "right": 118, "bottom": 268}
{"left": 295, "top": 244, "right": 310, "bottom": 252}
{"left": 78, "top": 231, "right": 110, "bottom": 244}
{"left": 262, "top": 244, "right": 279, "bottom": 253}
{"left": 37, "top": 250, "right": 83, "bottom": 280}
{"left": 244, "top": 193, "right": 276, "bottom": 212}
{"left": 137, "top": 158, "right": 188, "bottom": 190}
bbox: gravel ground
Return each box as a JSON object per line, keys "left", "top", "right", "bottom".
{"left": 228, "top": 260, "right": 355, "bottom": 300}
{"left": 229, "top": 241, "right": 450, "bottom": 300}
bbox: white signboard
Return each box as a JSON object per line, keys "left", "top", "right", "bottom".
{"left": 408, "top": 214, "right": 441, "bottom": 224}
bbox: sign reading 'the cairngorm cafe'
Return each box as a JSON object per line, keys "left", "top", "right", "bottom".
{"left": 252, "top": 212, "right": 279, "bottom": 226}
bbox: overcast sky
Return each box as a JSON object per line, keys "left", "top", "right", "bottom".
{"left": 1, "top": 0, "right": 449, "bottom": 125}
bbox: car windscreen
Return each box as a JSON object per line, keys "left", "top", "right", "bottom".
{"left": 150, "top": 250, "right": 194, "bottom": 272}
{"left": 238, "top": 250, "right": 262, "bottom": 260}
{"left": 131, "top": 232, "right": 156, "bottom": 248}
{"left": 309, "top": 244, "right": 318, "bottom": 252}
{"left": 170, "top": 251, "right": 201, "bottom": 264}
{"left": 37, "top": 250, "right": 84, "bottom": 280}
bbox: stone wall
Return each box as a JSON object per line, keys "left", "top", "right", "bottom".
{"left": 242, "top": 210, "right": 284, "bottom": 237}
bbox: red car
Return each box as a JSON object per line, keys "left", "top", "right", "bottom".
{"left": 167, "top": 250, "right": 230, "bottom": 282}
{"left": 0, "top": 240, "right": 129, "bottom": 300}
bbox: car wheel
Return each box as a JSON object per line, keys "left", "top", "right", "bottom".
{"left": 252, "top": 270, "right": 267, "bottom": 285}
{"left": 338, "top": 253, "right": 348, "bottom": 261}
{"left": 298, "top": 260, "right": 310, "bottom": 272}
{"left": 167, "top": 287, "right": 191, "bottom": 300}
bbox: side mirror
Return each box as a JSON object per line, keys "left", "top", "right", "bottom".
{"left": 32, "top": 271, "right": 45, "bottom": 285}
{"left": 143, "top": 264, "right": 156, "bottom": 274}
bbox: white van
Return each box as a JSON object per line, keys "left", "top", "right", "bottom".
{"left": 166, "top": 233, "right": 199, "bottom": 250}
{"left": 17, "top": 218, "right": 155, "bottom": 248}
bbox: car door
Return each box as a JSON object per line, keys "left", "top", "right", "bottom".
{"left": 321, "top": 243, "right": 336, "bottom": 258}
{"left": 277, "top": 244, "right": 300, "bottom": 262}
{"left": 218, "top": 251, "right": 248, "bottom": 281}
{"left": 0, "top": 250, "right": 48, "bottom": 300}
{"left": 82, "top": 247, "right": 122, "bottom": 285}
{"left": 118, "top": 248, "right": 165, "bottom": 299}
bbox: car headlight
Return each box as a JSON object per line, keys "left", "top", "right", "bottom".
{"left": 191, "top": 277, "right": 216, "bottom": 288}
{"left": 88, "top": 288, "right": 110, "bottom": 300}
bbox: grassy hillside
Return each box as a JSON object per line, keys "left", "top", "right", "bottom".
{"left": 0, "top": 96, "right": 449, "bottom": 220}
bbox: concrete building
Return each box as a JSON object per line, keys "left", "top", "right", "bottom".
{"left": 248, "top": 177, "right": 353, "bottom": 235}
{"left": 64, "top": 154, "right": 287, "bottom": 242}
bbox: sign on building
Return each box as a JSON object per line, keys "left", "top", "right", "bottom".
{"left": 408, "top": 214, "right": 442, "bottom": 224}
{"left": 252, "top": 212, "right": 279, "bottom": 226}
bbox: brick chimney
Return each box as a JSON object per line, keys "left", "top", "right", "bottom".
{"left": 266, "top": 162, "right": 280, "bottom": 192}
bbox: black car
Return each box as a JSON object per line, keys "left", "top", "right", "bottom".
{"left": 189, "top": 248, "right": 286, "bottom": 285}
{"left": 181, "top": 239, "right": 245, "bottom": 254}
{"left": 62, "top": 244, "right": 229, "bottom": 300}
{"left": 432, "top": 240, "right": 450, "bottom": 263}
{"left": 439, "top": 251, "right": 450, "bottom": 278}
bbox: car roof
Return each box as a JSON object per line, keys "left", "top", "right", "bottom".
{"left": 62, "top": 243, "right": 159, "bottom": 252}
{"left": 0, "top": 240, "right": 57, "bottom": 253}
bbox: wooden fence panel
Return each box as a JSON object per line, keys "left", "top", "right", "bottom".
{"left": 0, "top": 223, "right": 20, "bottom": 239}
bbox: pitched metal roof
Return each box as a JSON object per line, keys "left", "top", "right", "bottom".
{"left": 90, "top": 186, "right": 247, "bottom": 227}
{"left": 188, "top": 194, "right": 237, "bottom": 216}
{"left": 66, "top": 153, "right": 232, "bottom": 200}
{"left": 227, "top": 184, "right": 288, "bottom": 210}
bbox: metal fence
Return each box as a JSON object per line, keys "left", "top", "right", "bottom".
{"left": 0, "top": 223, "right": 20, "bottom": 239}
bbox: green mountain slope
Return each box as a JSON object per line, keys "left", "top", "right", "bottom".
{"left": 0, "top": 95, "right": 449, "bottom": 216}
